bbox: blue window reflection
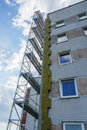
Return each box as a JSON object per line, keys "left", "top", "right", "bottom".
{"left": 60, "top": 52, "right": 71, "bottom": 64}
{"left": 62, "top": 79, "right": 76, "bottom": 96}
{"left": 65, "top": 124, "right": 82, "bottom": 130}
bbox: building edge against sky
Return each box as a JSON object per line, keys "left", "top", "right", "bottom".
{"left": 7, "top": 0, "right": 87, "bottom": 130}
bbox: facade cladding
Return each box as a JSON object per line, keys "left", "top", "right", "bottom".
{"left": 47, "top": 1, "right": 87, "bottom": 130}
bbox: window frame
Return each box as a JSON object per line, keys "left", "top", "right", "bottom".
{"left": 56, "top": 20, "right": 65, "bottom": 28}
{"left": 63, "top": 122, "right": 85, "bottom": 130}
{"left": 59, "top": 78, "right": 78, "bottom": 98}
{"left": 58, "top": 51, "right": 72, "bottom": 65}
{"left": 57, "top": 33, "right": 68, "bottom": 43}
{"left": 79, "top": 12, "right": 87, "bottom": 20}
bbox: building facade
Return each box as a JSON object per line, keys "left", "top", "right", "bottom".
{"left": 46, "top": 1, "right": 87, "bottom": 130}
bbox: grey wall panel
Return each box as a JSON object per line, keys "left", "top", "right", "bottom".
{"left": 51, "top": 19, "right": 87, "bottom": 35}
{"left": 49, "top": 96, "right": 87, "bottom": 125}
{"left": 50, "top": 59, "right": 87, "bottom": 81}
{"left": 51, "top": 36, "right": 87, "bottom": 56}
{"left": 49, "top": 1, "right": 87, "bottom": 22}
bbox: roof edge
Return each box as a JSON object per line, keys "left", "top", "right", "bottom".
{"left": 48, "top": 0, "right": 86, "bottom": 15}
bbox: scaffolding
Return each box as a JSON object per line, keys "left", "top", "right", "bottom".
{"left": 7, "top": 11, "right": 45, "bottom": 130}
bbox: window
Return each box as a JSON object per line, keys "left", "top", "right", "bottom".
{"left": 59, "top": 51, "right": 72, "bottom": 65}
{"left": 57, "top": 33, "right": 68, "bottom": 43}
{"left": 79, "top": 12, "right": 87, "bottom": 20}
{"left": 60, "top": 78, "right": 78, "bottom": 98}
{"left": 56, "top": 20, "right": 65, "bottom": 28}
{"left": 83, "top": 27, "right": 87, "bottom": 35}
{"left": 63, "top": 123, "right": 84, "bottom": 130}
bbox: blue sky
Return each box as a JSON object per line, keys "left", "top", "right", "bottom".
{"left": 0, "top": 0, "right": 84, "bottom": 130}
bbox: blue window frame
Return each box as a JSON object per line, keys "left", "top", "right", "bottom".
{"left": 59, "top": 52, "right": 71, "bottom": 64}
{"left": 60, "top": 79, "right": 78, "bottom": 98}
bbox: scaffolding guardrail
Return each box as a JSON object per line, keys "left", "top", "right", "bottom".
{"left": 16, "top": 101, "right": 38, "bottom": 119}
{"left": 21, "top": 72, "right": 40, "bottom": 94}
{"left": 31, "top": 26, "right": 43, "bottom": 48}
{"left": 29, "top": 37, "right": 43, "bottom": 59}
{"left": 25, "top": 52, "right": 42, "bottom": 75}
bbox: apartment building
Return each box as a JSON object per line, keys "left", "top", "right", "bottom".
{"left": 7, "top": 1, "right": 87, "bottom": 130}
{"left": 45, "top": 1, "right": 87, "bottom": 130}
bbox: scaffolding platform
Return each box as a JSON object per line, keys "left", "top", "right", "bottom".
{"left": 25, "top": 52, "right": 41, "bottom": 75}
{"left": 29, "top": 37, "right": 43, "bottom": 59}
{"left": 16, "top": 101, "right": 38, "bottom": 119}
{"left": 31, "top": 26, "right": 43, "bottom": 48}
{"left": 21, "top": 72, "right": 40, "bottom": 94}
{"left": 33, "top": 18, "right": 44, "bottom": 38}
{"left": 34, "top": 11, "right": 45, "bottom": 30}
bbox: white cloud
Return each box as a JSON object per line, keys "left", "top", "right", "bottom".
{"left": 5, "top": 76, "right": 18, "bottom": 89}
{"left": 15, "top": 0, "right": 27, "bottom": 4}
{"left": 0, "top": 78, "right": 16, "bottom": 122}
{"left": 13, "top": 0, "right": 35, "bottom": 36}
{"left": 13, "top": 17, "right": 30, "bottom": 36}
{"left": 5, "top": 39, "right": 26, "bottom": 71}
{"left": 0, "top": 49, "right": 8, "bottom": 71}
{"left": 0, "top": 50, "right": 7, "bottom": 62}
{"left": 0, "top": 122, "right": 7, "bottom": 130}
{"left": 0, "top": 76, "right": 18, "bottom": 102}
{"left": 0, "top": 95, "right": 2, "bottom": 102}
{"left": 4, "top": 0, "right": 12, "bottom": 5}
{"left": 8, "top": 12, "right": 11, "bottom": 16}
{"left": 6, "top": 52, "right": 20, "bottom": 70}
{"left": 0, "top": 39, "right": 26, "bottom": 72}
{"left": 13, "top": 0, "right": 83, "bottom": 36}
{"left": 0, "top": 122, "right": 17, "bottom": 130}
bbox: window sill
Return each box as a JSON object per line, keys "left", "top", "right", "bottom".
{"left": 57, "top": 39, "right": 68, "bottom": 44}
{"left": 79, "top": 17, "right": 87, "bottom": 21}
{"left": 59, "top": 61, "right": 72, "bottom": 66}
{"left": 55, "top": 24, "right": 65, "bottom": 28}
{"left": 60, "top": 95, "right": 79, "bottom": 99}
{"left": 83, "top": 33, "right": 87, "bottom": 36}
